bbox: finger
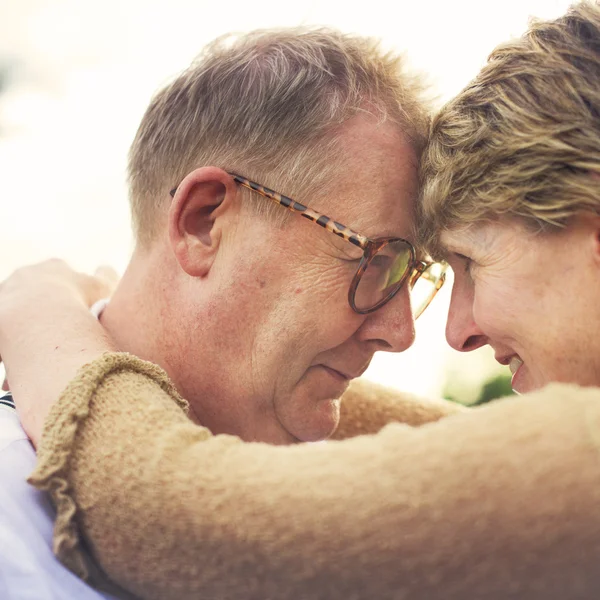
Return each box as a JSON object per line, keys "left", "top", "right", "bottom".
{"left": 94, "top": 265, "right": 119, "bottom": 284}
{"left": 94, "top": 265, "right": 119, "bottom": 287}
{"left": 76, "top": 272, "right": 114, "bottom": 307}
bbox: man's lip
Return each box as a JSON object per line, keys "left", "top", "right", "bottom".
{"left": 321, "top": 365, "right": 366, "bottom": 380}
{"left": 322, "top": 366, "right": 349, "bottom": 381}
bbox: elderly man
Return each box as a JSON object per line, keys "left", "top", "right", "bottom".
{"left": 0, "top": 27, "right": 456, "bottom": 600}
{"left": 81, "top": 27, "right": 450, "bottom": 446}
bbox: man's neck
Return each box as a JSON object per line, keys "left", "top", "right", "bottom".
{"left": 98, "top": 248, "right": 204, "bottom": 425}
{"left": 100, "top": 250, "right": 160, "bottom": 363}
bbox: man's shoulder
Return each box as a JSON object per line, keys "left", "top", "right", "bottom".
{"left": 0, "top": 394, "right": 120, "bottom": 599}
{"left": 0, "top": 390, "right": 15, "bottom": 410}
{"left": 0, "top": 392, "right": 29, "bottom": 452}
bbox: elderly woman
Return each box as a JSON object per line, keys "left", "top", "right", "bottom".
{"left": 2, "top": 2, "right": 600, "bottom": 600}
{"left": 419, "top": 0, "right": 600, "bottom": 395}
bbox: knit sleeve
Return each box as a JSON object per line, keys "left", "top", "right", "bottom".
{"left": 333, "top": 378, "right": 467, "bottom": 440}
{"left": 29, "top": 353, "right": 600, "bottom": 600}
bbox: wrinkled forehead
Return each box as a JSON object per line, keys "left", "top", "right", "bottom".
{"left": 439, "top": 224, "right": 485, "bottom": 251}
{"left": 314, "top": 121, "right": 420, "bottom": 240}
{"left": 437, "top": 218, "right": 519, "bottom": 259}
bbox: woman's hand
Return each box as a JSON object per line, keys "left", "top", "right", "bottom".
{"left": 0, "top": 259, "right": 119, "bottom": 445}
{"left": 0, "top": 259, "right": 118, "bottom": 322}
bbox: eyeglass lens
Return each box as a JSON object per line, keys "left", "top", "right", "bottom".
{"left": 353, "top": 241, "right": 444, "bottom": 316}
{"left": 410, "top": 262, "right": 446, "bottom": 318}
{"left": 353, "top": 240, "right": 413, "bottom": 312}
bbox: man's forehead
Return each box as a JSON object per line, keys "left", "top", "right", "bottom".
{"left": 306, "top": 182, "right": 416, "bottom": 245}
{"left": 357, "top": 198, "right": 417, "bottom": 239}
{"left": 324, "top": 158, "right": 418, "bottom": 238}
{"left": 273, "top": 115, "right": 420, "bottom": 241}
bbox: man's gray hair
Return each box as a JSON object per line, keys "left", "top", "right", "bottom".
{"left": 128, "top": 27, "right": 430, "bottom": 245}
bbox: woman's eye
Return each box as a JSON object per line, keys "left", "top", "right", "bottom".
{"left": 454, "top": 253, "right": 473, "bottom": 273}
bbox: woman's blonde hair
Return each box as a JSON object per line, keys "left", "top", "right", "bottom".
{"left": 420, "top": 1, "right": 600, "bottom": 256}
{"left": 128, "top": 28, "right": 429, "bottom": 246}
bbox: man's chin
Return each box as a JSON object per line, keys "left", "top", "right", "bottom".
{"left": 276, "top": 396, "right": 341, "bottom": 444}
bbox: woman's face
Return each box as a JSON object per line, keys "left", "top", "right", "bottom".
{"left": 440, "top": 214, "right": 600, "bottom": 394}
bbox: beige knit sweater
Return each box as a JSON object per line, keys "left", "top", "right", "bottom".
{"left": 29, "top": 353, "right": 600, "bottom": 600}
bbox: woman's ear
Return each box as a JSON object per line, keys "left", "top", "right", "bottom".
{"left": 168, "top": 167, "right": 237, "bottom": 277}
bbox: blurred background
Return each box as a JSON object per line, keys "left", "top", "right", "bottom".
{"left": 0, "top": 0, "right": 573, "bottom": 404}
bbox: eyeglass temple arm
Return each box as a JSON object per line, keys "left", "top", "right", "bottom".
{"left": 230, "top": 174, "right": 369, "bottom": 249}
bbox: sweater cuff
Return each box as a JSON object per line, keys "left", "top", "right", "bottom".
{"left": 27, "top": 352, "right": 187, "bottom": 594}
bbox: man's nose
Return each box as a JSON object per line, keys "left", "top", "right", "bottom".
{"left": 445, "top": 280, "right": 487, "bottom": 352}
{"left": 356, "top": 284, "right": 416, "bottom": 353}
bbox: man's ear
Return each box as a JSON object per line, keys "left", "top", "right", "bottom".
{"left": 168, "top": 167, "right": 238, "bottom": 277}
{"left": 593, "top": 213, "right": 600, "bottom": 265}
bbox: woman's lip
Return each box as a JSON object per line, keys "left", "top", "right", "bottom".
{"left": 511, "top": 361, "right": 525, "bottom": 392}
{"left": 509, "top": 356, "right": 523, "bottom": 375}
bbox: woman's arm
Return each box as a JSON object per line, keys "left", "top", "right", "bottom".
{"left": 29, "top": 354, "right": 600, "bottom": 600}
{"left": 0, "top": 260, "right": 118, "bottom": 443}
{"left": 333, "top": 378, "right": 467, "bottom": 440}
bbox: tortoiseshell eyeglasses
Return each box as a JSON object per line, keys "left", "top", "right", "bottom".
{"left": 170, "top": 174, "right": 447, "bottom": 316}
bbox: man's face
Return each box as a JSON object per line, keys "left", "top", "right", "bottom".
{"left": 173, "top": 116, "right": 419, "bottom": 444}
{"left": 441, "top": 216, "right": 600, "bottom": 394}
